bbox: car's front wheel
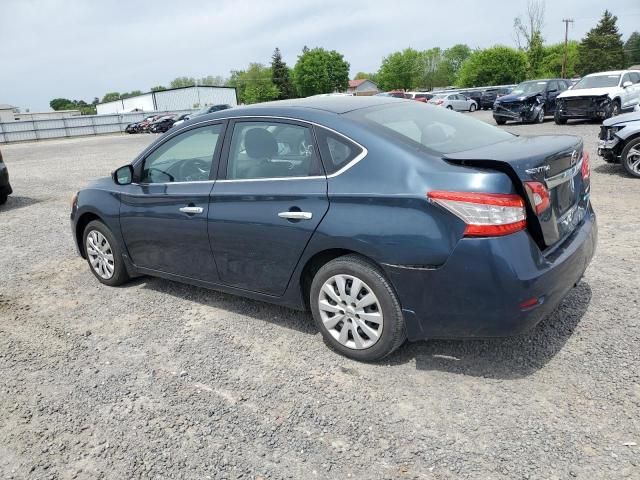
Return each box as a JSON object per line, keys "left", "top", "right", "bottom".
{"left": 494, "top": 117, "right": 507, "bottom": 125}
{"left": 310, "top": 255, "right": 406, "bottom": 361}
{"left": 83, "top": 220, "right": 130, "bottom": 286}
{"left": 554, "top": 111, "right": 567, "bottom": 125}
{"left": 469, "top": 103, "right": 477, "bottom": 112}
{"left": 621, "top": 137, "right": 640, "bottom": 178}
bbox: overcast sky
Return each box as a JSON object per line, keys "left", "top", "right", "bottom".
{"left": 1, "top": 0, "right": 639, "bottom": 111}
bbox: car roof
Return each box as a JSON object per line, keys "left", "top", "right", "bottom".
{"left": 584, "top": 70, "right": 637, "bottom": 76}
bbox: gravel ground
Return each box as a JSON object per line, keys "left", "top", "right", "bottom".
{"left": 0, "top": 112, "right": 639, "bottom": 480}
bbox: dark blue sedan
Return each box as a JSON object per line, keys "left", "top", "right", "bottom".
{"left": 70, "top": 97, "right": 597, "bottom": 361}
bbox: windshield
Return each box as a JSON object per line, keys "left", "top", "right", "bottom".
{"left": 511, "top": 81, "right": 547, "bottom": 95}
{"left": 430, "top": 94, "right": 446, "bottom": 99}
{"left": 345, "top": 102, "right": 513, "bottom": 155}
{"left": 573, "top": 74, "right": 620, "bottom": 89}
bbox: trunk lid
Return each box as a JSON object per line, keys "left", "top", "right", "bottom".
{"left": 444, "top": 135, "right": 589, "bottom": 249}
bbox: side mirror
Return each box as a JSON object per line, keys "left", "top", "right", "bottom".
{"left": 113, "top": 165, "right": 134, "bottom": 185}
{"left": 623, "top": 81, "right": 633, "bottom": 88}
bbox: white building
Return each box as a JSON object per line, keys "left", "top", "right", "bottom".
{"left": 96, "top": 86, "right": 237, "bottom": 115}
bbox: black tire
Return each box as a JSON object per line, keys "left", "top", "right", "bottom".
{"left": 309, "top": 254, "right": 406, "bottom": 361}
{"left": 446, "top": 105, "right": 453, "bottom": 110}
{"left": 621, "top": 137, "right": 640, "bottom": 179}
{"left": 469, "top": 103, "right": 477, "bottom": 112}
{"left": 607, "top": 99, "right": 621, "bottom": 119}
{"left": 554, "top": 111, "right": 567, "bottom": 125}
{"left": 494, "top": 117, "right": 507, "bottom": 125}
{"left": 0, "top": 193, "right": 7, "bottom": 205}
{"left": 83, "top": 220, "right": 130, "bottom": 287}
{"left": 535, "top": 106, "right": 545, "bottom": 124}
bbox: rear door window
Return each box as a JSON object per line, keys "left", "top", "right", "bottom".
{"left": 315, "top": 128, "right": 364, "bottom": 175}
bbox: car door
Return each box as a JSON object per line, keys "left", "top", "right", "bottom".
{"left": 119, "top": 122, "right": 225, "bottom": 281}
{"left": 630, "top": 72, "right": 640, "bottom": 106}
{"left": 620, "top": 73, "right": 634, "bottom": 109}
{"left": 208, "top": 118, "right": 329, "bottom": 296}
{"left": 545, "top": 81, "right": 560, "bottom": 112}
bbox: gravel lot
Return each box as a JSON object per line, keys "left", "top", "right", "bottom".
{"left": 1, "top": 111, "right": 639, "bottom": 480}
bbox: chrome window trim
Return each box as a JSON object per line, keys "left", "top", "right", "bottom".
{"left": 170, "top": 115, "right": 369, "bottom": 183}
{"left": 546, "top": 157, "right": 583, "bottom": 189}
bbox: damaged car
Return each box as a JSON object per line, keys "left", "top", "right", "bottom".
{"left": 598, "top": 110, "right": 640, "bottom": 178}
{"left": 555, "top": 70, "right": 640, "bottom": 124}
{"left": 493, "top": 79, "right": 570, "bottom": 125}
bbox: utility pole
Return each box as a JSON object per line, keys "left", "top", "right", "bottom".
{"left": 561, "top": 18, "right": 574, "bottom": 79}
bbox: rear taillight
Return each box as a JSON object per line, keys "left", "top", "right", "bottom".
{"left": 581, "top": 150, "right": 590, "bottom": 180}
{"left": 435, "top": 100, "right": 443, "bottom": 105}
{"left": 524, "top": 181, "right": 550, "bottom": 215}
{"left": 427, "top": 191, "right": 527, "bottom": 237}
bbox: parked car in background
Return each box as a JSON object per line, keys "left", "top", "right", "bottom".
{"left": 555, "top": 70, "right": 640, "bottom": 124}
{"left": 480, "top": 87, "right": 512, "bottom": 109}
{"left": 404, "top": 92, "right": 434, "bottom": 102}
{"left": 493, "top": 79, "right": 571, "bottom": 125}
{"left": 70, "top": 97, "right": 595, "bottom": 361}
{"left": 125, "top": 115, "right": 156, "bottom": 134}
{"left": 0, "top": 148, "right": 13, "bottom": 205}
{"left": 375, "top": 91, "right": 406, "bottom": 99}
{"left": 149, "top": 115, "right": 177, "bottom": 133}
{"left": 598, "top": 111, "right": 640, "bottom": 177}
{"left": 459, "top": 90, "right": 483, "bottom": 107}
{"left": 172, "top": 104, "right": 233, "bottom": 127}
{"left": 428, "top": 93, "right": 478, "bottom": 111}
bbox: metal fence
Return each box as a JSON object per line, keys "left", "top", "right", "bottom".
{"left": 0, "top": 110, "right": 195, "bottom": 144}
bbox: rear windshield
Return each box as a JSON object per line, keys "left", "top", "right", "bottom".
{"left": 573, "top": 74, "right": 620, "bottom": 89}
{"left": 345, "top": 102, "right": 512, "bottom": 154}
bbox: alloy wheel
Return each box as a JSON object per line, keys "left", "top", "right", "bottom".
{"left": 626, "top": 146, "right": 640, "bottom": 175}
{"left": 86, "top": 230, "right": 115, "bottom": 279}
{"left": 318, "top": 274, "right": 383, "bottom": 350}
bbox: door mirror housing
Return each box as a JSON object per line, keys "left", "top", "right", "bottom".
{"left": 113, "top": 165, "right": 134, "bottom": 185}
{"left": 623, "top": 81, "right": 633, "bottom": 88}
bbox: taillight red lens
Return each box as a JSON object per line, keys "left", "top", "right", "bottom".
{"left": 524, "top": 181, "right": 550, "bottom": 215}
{"left": 427, "top": 191, "right": 527, "bottom": 237}
{"left": 581, "top": 150, "right": 590, "bottom": 180}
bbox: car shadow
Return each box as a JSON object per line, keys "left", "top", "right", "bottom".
{"left": 386, "top": 282, "right": 592, "bottom": 379}
{"left": 0, "top": 195, "right": 41, "bottom": 213}
{"left": 131, "top": 275, "right": 590, "bottom": 379}
{"left": 134, "top": 276, "right": 318, "bottom": 336}
{"left": 593, "top": 162, "right": 628, "bottom": 178}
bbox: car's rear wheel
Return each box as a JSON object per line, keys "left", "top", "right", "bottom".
{"left": 83, "top": 220, "right": 130, "bottom": 286}
{"left": 621, "top": 137, "right": 640, "bottom": 178}
{"left": 310, "top": 255, "right": 406, "bottom": 361}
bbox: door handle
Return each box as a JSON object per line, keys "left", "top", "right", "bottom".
{"left": 278, "top": 211, "right": 312, "bottom": 220}
{"left": 179, "top": 206, "right": 204, "bottom": 214}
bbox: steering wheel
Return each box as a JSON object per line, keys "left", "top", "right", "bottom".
{"left": 178, "top": 159, "right": 210, "bottom": 181}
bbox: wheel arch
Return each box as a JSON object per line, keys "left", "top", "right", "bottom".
{"left": 75, "top": 212, "right": 103, "bottom": 258}
{"left": 299, "top": 248, "right": 386, "bottom": 310}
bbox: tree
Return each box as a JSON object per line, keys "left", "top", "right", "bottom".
{"left": 170, "top": 77, "right": 196, "bottom": 88}
{"left": 101, "top": 92, "right": 121, "bottom": 103}
{"left": 150, "top": 86, "right": 166, "bottom": 92}
{"left": 120, "top": 90, "right": 143, "bottom": 99}
{"left": 199, "top": 75, "right": 225, "bottom": 86}
{"left": 376, "top": 48, "right": 422, "bottom": 90}
{"left": 457, "top": 46, "right": 528, "bottom": 87}
{"left": 540, "top": 41, "right": 579, "bottom": 78}
{"left": 577, "top": 10, "right": 625, "bottom": 75}
{"left": 271, "top": 47, "right": 295, "bottom": 100}
{"left": 624, "top": 31, "right": 640, "bottom": 66}
{"left": 292, "top": 47, "right": 350, "bottom": 97}
{"left": 49, "top": 98, "right": 96, "bottom": 115}
{"left": 420, "top": 48, "right": 449, "bottom": 90}
{"left": 527, "top": 30, "right": 545, "bottom": 77}
{"left": 513, "top": 0, "right": 546, "bottom": 50}
{"left": 441, "top": 44, "right": 471, "bottom": 84}
{"left": 226, "top": 64, "right": 279, "bottom": 104}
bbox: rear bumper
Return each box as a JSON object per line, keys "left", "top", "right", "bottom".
{"left": 383, "top": 204, "right": 597, "bottom": 341}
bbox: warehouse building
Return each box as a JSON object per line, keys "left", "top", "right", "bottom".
{"left": 96, "top": 86, "right": 237, "bottom": 115}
